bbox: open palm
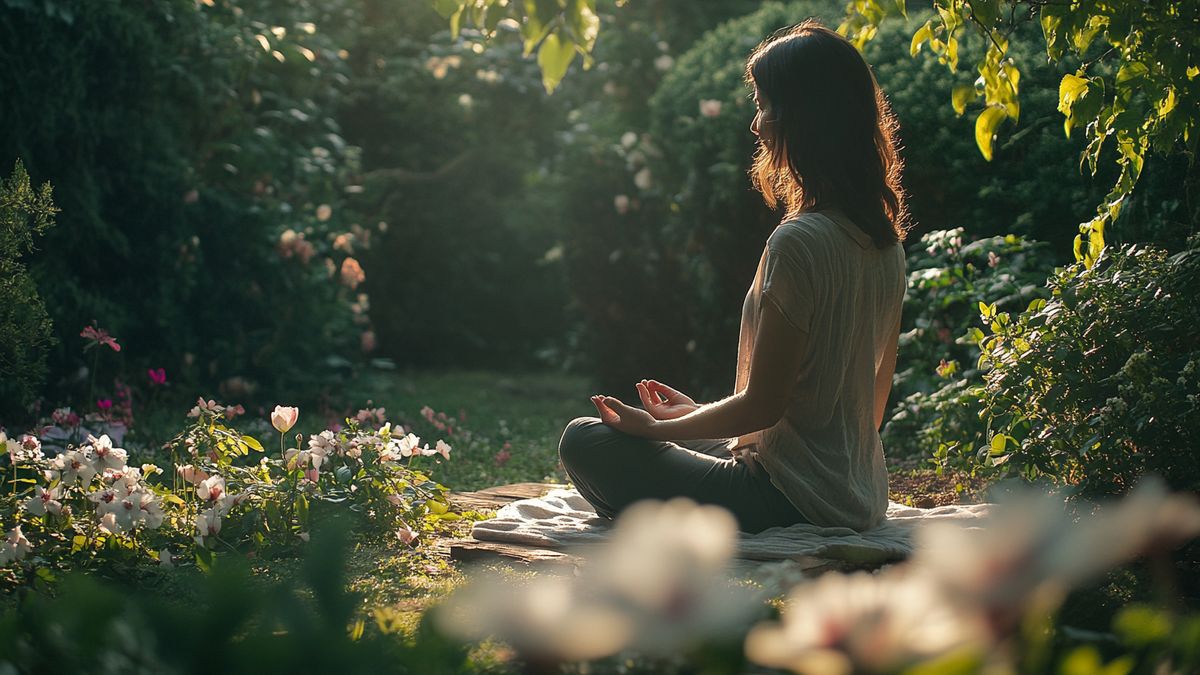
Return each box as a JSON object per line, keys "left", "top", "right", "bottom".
{"left": 636, "top": 379, "right": 699, "bottom": 420}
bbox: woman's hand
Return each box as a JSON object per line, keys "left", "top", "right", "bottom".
{"left": 591, "top": 395, "right": 661, "bottom": 439}
{"left": 636, "top": 379, "right": 699, "bottom": 420}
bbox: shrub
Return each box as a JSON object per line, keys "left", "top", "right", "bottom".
{"left": 976, "top": 237, "right": 1200, "bottom": 497}
{"left": 0, "top": 161, "right": 57, "bottom": 421}
{"left": 882, "top": 229, "right": 1055, "bottom": 460}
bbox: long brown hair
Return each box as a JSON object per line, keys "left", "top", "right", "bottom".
{"left": 746, "top": 19, "right": 909, "bottom": 247}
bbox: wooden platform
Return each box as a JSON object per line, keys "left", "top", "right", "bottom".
{"left": 445, "top": 482, "right": 578, "bottom": 568}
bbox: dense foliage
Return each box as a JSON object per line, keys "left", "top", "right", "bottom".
{"left": 978, "top": 238, "right": 1200, "bottom": 497}
{"left": 840, "top": 0, "right": 1200, "bottom": 266}
{"left": 0, "top": 161, "right": 57, "bottom": 415}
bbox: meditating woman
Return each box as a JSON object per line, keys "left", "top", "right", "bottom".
{"left": 558, "top": 19, "right": 908, "bottom": 534}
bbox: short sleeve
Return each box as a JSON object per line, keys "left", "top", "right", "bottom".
{"left": 761, "top": 242, "right": 815, "bottom": 334}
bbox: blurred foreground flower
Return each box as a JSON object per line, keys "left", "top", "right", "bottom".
{"left": 913, "top": 477, "right": 1200, "bottom": 633}
{"left": 435, "top": 498, "right": 762, "bottom": 663}
{"left": 745, "top": 571, "right": 988, "bottom": 675}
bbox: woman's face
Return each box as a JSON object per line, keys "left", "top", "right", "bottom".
{"left": 750, "top": 87, "right": 774, "bottom": 141}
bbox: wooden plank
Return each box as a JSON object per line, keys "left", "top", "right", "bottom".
{"left": 449, "top": 482, "right": 567, "bottom": 513}
{"left": 447, "top": 538, "right": 582, "bottom": 569}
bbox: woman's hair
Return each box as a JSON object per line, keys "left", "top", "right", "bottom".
{"left": 745, "top": 19, "right": 909, "bottom": 247}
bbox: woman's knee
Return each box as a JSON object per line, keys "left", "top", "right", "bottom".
{"left": 558, "top": 416, "right": 608, "bottom": 467}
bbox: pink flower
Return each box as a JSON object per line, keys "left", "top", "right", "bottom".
{"left": 360, "top": 330, "right": 377, "bottom": 353}
{"left": 396, "top": 522, "right": 419, "bottom": 545}
{"left": 225, "top": 404, "right": 245, "bottom": 420}
{"left": 436, "top": 440, "right": 452, "bottom": 461}
{"left": 271, "top": 405, "right": 299, "bottom": 433}
{"left": 96, "top": 399, "right": 113, "bottom": 412}
{"left": 80, "top": 324, "right": 121, "bottom": 352}
{"left": 340, "top": 257, "right": 366, "bottom": 289}
{"left": 494, "top": 448, "right": 512, "bottom": 467}
{"left": 147, "top": 368, "right": 167, "bottom": 386}
{"left": 304, "top": 467, "right": 319, "bottom": 483}
{"left": 177, "top": 464, "right": 210, "bottom": 485}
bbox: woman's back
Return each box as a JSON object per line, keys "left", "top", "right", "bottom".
{"left": 734, "top": 208, "right": 905, "bottom": 530}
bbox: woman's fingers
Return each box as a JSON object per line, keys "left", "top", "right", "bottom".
{"left": 636, "top": 381, "right": 655, "bottom": 410}
{"left": 591, "top": 395, "right": 619, "bottom": 424}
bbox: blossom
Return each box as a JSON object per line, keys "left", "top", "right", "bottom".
{"left": 633, "top": 167, "right": 653, "bottom": 191}
{"left": 188, "top": 397, "right": 222, "bottom": 418}
{"left": 356, "top": 407, "right": 387, "bottom": 427}
{"left": 654, "top": 54, "right": 674, "bottom": 71}
{"left": 698, "top": 99, "right": 723, "bottom": 118}
{"left": 339, "top": 257, "right": 365, "bottom": 289}
{"left": 0, "top": 526, "right": 33, "bottom": 565}
{"left": 96, "top": 398, "right": 113, "bottom": 412}
{"left": 88, "top": 434, "right": 128, "bottom": 471}
{"left": 435, "top": 439, "right": 452, "bottom": 460}
{"left": 745, "top": 571, "right": 987, "bottom": 674}
{"left": 195, "top": 508, "right": 223, "bottom": 546}
{"left": 23, "top": 485, "right": 63, "bottom": 516}
{"left": 613, "top": 194, "right": 630, "bottom": 215}
{"left": 147, "top": 368, "right": 167, "bottom": 385}
{"left": 54, "top": 448, "right": 97, "bottom": 485}
{"left": 177, "top": 464, "right": 210, "bottom": 485}
{"left": 271, "top": 405, "right": 299, "bottom": 433}
{"left": 225, "top": 404, "right": 245, "bottom": 419}
{"left": 494, "top": 441, "right": 512, "bottom": 467}
{"left": 308, "top": 430, "right": 337, "bottom": 468}
{"left": 396, "top": 522, "right": 419, "bottom": 545}
{"left": 80, "top": 323, "right": 121, "bottom": 352}
{"left": 196, "top": 475, "right": 226, "bottom": 503}
{"left": 304, "top": 467, "right": 320, "bottom": 483}
{"left": 52, "top": 407, "right": 81, "bottom": 428}
{"left": 0, "top": 432, "right": 21, "bottom": 460}
{"left": 285, "top": 448, "right": 313, "bottom": 470}
{"left": 620, "top": 131, "right": 638, "bottom": 149}
{"left": 316, "top": 203, "right": 332, "bottom": 222}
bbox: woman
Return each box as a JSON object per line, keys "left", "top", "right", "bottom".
{"left": 558, "top": 19, "right": 908, "bottom": 534}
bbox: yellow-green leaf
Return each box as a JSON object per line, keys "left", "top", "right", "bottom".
{"left": 1058, "top": 74, "right": 1088, "bottom": 114}
{"left": 537, "top": 31, "right": 576, "bottom": 94}
{"left": 951, "top": 84, "right": 975, "bottom": 115}
{"left": 910, "top": 21, "right": 932, "bottom": 57}
{"left": 242, "top": 435, "right": 265, "bottom": 452}
{"left": 1156, "top": 87, "right": 1177, "bottom": 118}
{"left": 974, "top": 106, "right": 1006, "bottom": 161}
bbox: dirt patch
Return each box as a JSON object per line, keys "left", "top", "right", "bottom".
{"left": 887, "top": 456, "right": 990, "bottom": 508}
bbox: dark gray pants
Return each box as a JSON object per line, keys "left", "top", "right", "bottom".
{"left": 557, "top": 416, "right": 809, "bottom": 534}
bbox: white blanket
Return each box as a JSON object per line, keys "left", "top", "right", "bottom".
{"left": 471, "top": 488, "right": 991, "bottom": 566}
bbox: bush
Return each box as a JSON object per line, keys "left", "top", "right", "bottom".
{"left": 882, "top": 229, "right": 1055, "bottom": 460}
{"left": 0, "top": 161, "right": 57, "bottom": 420}
{"left": 976, "top": 237, "right": 1200, "bottom": 497}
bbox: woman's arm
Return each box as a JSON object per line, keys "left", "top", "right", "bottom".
{"left": 593, "top": 298, "right": 806, "bottom": 441}
{"left": 873, "top": 310, "right": 901, "bottom": 431}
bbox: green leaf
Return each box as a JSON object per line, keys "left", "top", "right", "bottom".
{"left": 951, "top": 84, "right": 975, "bottom": 115}
{"left": 970, "top": 0, "right": 998, "bottom": 29}
{"left": 537, "top": 31, "right": 576, "bottom": 94}
{"left": 242, "top": 435, "right": 265, "bottom": 452}
{"left": 433, "top": 0, "right": 462, "bottom": 19}
{"left": 894, "top": 0, "right": 906, "bottom": 18}
{"left": 974, "top": 106, "right": 1006, "bottom": 161}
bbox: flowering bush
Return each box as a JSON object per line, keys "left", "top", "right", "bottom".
{"left": 0, "top": 399, "right": 456, "bottom": 580}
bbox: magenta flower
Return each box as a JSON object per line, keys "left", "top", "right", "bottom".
{"left": 147, "top": 368, "right": 167, "bottom": 386}
{"left": 96, "top": 399, "right": 113, "bottom": 411}
{"left": 80, "top": 324, "right": 121, "bottom": 352}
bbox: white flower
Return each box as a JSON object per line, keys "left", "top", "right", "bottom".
{"left": 633, "top": 167, "right": 653, "bottom": 191}
{"left": 654, "top": 54, "right": 674, "bottom": 71}
{"left": 196, "top": 475, "right": 226, "bottom": 503}
{"left": 435, "top": 440, "right": 452, "bottom": 461}
{"left": 11, "top": 434, "right": 42, "bottom": 464}
{"left": 195, "top": 508, "right": 223, "bottom": 546}
{"left": 0, "top": 526, "right": 33, "bottom": 565}
{"left": 0, "top": 431, "right": 19, "bottom": 458}
{"left": 620, "top": 131, "right": 638, "bottom": 149}
{"left": 133, "top": 489, "right": 165, "bottom": 529}
{"left": 435, "top": 573, "right": 632, "bottom": 662}
{"left": 745, "top": 571, "right": 987, "bottom": 674}
{"left": 699, "top": 99, "right": 723, "bottom": 118}
{"left": 88, "top": 434, "right": 128, "bottom": 471}
{"left": 22, "top": 485, "right": 63, "bottom": 516}
{"left": 613, "top": 194, "right": 631, "bottom": 215}
{"left": 271, "top": 405, "right": 299, "bottom": 433}
{"left": 54, "top": 448, "right": 97, "bottom": 486}
{"left": 308, "top": 430, "right": 337, "bottom": 469}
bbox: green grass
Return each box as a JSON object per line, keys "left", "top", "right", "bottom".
{"left": 353, "top": 368, "right": 594, "bottom": 491}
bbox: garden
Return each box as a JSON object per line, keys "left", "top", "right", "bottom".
{"left": 1, "top": 0, "right": 1198, "bottom": 672}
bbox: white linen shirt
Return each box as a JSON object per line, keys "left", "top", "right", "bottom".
{"left": 733, "top": 208, "right": 906, "bottom": 531}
